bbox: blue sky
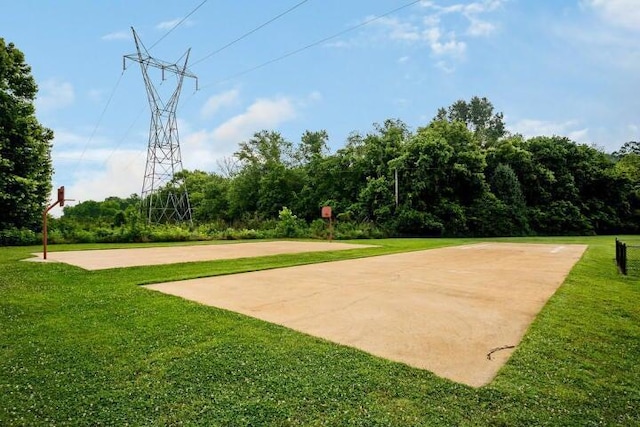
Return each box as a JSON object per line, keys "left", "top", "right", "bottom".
{"left": 2, "top": 0, "right": 639, "bottom": 210}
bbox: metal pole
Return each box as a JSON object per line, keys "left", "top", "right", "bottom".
{"left": 42, "top": 209, "right": 48, "bottom": 260}
{"left": 42, "top": 201, "right": 59, "bottom": 260}
{"left": 395, "top": 168, "right": 399, "bottom": 208}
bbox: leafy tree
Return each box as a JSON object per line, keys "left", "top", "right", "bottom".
{"left": 296, "top": 129, "right": 329, "bottom": 164}
{"left": 613, "top": 141, "right": 640, "bottom": 158}
{"left": 230, "top": 130, "right": 301, "bottom": 219}
{"left": 171, "top": 170, "right": 230, "bottom": 222}
{"left": 61, "top": 195, "right": 139, "bottom": 227}
{"left": 488, "top": 163, "right": 529, "bottom": 234}
{"left": 0, "top": 38, "right": 53, "bottom": 230}
{"left": 389, "top": 120, "right": 485, "bottom": 235}
{"left": 293, "top": 130, "right": 332, "bottom": 219}
{"left": 435, "top": 96, "right": 506, "bottom": 146}
{"left": 347, "top": 120, "right": 410, "bottom": 223}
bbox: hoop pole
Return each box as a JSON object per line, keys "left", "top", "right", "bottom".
{"left": 42, "top": 201, "right": 59, "bottom": 260}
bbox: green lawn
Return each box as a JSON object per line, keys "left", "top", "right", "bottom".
{"left": 1, "top": 237, "right": 639, "bottom": 425}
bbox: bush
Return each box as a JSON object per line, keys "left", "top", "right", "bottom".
{"left": 334, "top": 221, "right": 387, "bottom": 240}
{"left": 0, "top": 228, "right": 39, "bottom": 246}
{"left": 71, "top": 229, "right": 96, "bottom": 244}
{"left": 148, "top": 225, "right": 191, "bottom": 242}
{"left": 309, "top": 219, "right": 329, "bottom": 239}
{"left": 392, "top": 209, "right": 444, "bottom": 237}
{"left": 274, "top": 207, "right": 306, "bottom": 238}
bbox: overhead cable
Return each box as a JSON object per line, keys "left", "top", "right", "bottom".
{"left": 72, "top": 71, "right": 125, "bottom": 174}
{"left": 191, "top": 0, "right": 311, "bottom": 67}
{"left": 148, "top": 0, "right": 209, "bottom": 50}
{"left": 199, "top": 0, "right": 422, "bottom": 89}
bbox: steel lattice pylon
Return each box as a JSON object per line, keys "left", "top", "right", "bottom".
{"left": 124, "top": 27, "right": 197, "bottom": 224}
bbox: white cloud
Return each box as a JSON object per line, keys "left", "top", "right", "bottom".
{"left": 308, "top": 91, "right": 323, "bottom": 103}
{"left": 55, "top": 148, "right": 120, "bottom": 163}
{"left": 421, "top": 0, "right": 505, "bottom": 37}
{"left": 584, "top": 0, "right": 640, "bottom": 31}
{"left": 156, "top": 18, "right": 194, "bottom": 30}
{"left": 467, "top": 18, "right": 496, "bottom": 37}
{"left": 435, "top": 60, "right": 455, "bottom": 74}
{"left": 52, "top": 130, "right": 88, "bottom": 147}
{"left": 179, "top": 94, "right": 315, "bottom": 173}
{"left": 211, "top": 96, "right": 297, "bottom": 146}
{"left": 36, "top": 79, "right": 75, "bottom": 112}
{"left": 373, "top": 16, "right": 466, "bottom": 57}
{"left": 87, "top": 89, "right": 104, "bottom": 103}
{"left": 101, "top": 31, "right": 129, "bottom": 41}
{"left": 51, "top": 127, "right": 113, "bottom": 150}
{"left": 398, "top": 56, "right": 410, "bottom": 63}
{"left": 364, "top": 0, "right": 502, "bottom": 62}
{"left": 65, "top": 150, "right": 145, "bottom": 204}
{"left": 424, "top": 27, "right": 466, "bottom": 56}
{"left": 509, "top": 119, "right": 591, "bottom": 143}
{"left": 568, "top": 128, "right": 590, "bottom": 143}
{"left": 200, "top": 89, "right": 240, "bottom": 119}
{"left": 375, "top": 16, "right": 422, "bottom": 42}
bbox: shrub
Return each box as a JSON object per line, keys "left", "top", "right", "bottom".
{"left": 71, "top": 229, "right": 96, "bottom": 244}
{"left": 274, "top": 207, "right": 306, "bottom": 238}
{"left": 309, "top": 219, "right": 329, "bottom": 239}
{"left": 0, "top": 227, "right": 39, "bottom": 246}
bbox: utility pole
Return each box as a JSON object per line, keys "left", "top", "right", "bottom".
{"left": 124, "top": 27, "right": 197, "bottom": 224}
{"left": 395, "top": 168, "right": 399, "bottom": 208}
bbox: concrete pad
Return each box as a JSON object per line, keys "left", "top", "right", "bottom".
{"left": 145, "top": 242, "right": 587, "bottom": 387}
{"left": 29, "top": 241, "right": 375, "bottom": 270}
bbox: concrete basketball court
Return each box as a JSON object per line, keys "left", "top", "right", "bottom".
{"left": 145, "top": 242, "right": 587, "bottom": 387}
{"left": 30, "top": 241, "right": 375, "bottom": 270}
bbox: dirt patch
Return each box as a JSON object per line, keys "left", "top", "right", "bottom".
{"left": 29, "top": 241, "right": 375, "bottom": 270}
{"left": 145, "top": 243, "right": 587, "bottom": 387}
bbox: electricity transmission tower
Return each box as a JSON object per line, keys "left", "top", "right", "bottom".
{"left": 124, "top": 27, "right": 197, "bottom": 224}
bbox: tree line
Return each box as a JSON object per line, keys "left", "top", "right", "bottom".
{"left": 53, "top": 97, "right": 640, "bottom": 242}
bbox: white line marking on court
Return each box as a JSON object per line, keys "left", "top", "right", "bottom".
{"left": 551, "top": 246, "right": 565, "bottom": 254}
{"left": 459, "top": 244, "right": 492, "bottom": 250}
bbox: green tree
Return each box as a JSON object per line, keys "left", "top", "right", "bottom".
{"left": 0, "top": 38, "right": 53, "bottom": 230}
{"left": 347, "top": 120, "right": 410, "bottom": 223}
{"left": 292, "top": 130, "right": 332, "bottom": 220}
{"left": 487, "top": 163, "right": 529, "bottom": 235}
{"left": 61, "top": 195, "right": 140, "bottom": 228}
{"left": 230, "top": 130, "right": 302, "bottom": 219}
{"left": 170, "top": 170, "right": 230, "bottom": 222}
{"left": 435, "top": 96, "right": 506, "bottom": 146}
{"left": 390, "top": 120, "right": 485, "bottom": 235}
{"left": 613, "top": 141, "right": 640, "bottom": 158}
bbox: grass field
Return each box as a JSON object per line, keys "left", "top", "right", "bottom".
{"left": 1, "top": 237, "right": 639, "bottom": 425}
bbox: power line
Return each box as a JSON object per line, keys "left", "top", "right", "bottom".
{"left": 199, "top": 0, "right": 422, "bottom": 90}
{"left": 148, "top": 0, "right": 209, "bottom": 51}
{"left": 191, "top": 0, "right": 311, "bottom": 67}
{"left": 102, "top": 104, "right": 147, "bottom": 167}
{"left": 72, "top": 1, "right": 208, "bottom": 173}
{"left": 72, "top": 71, "right": 125, "bottom": 174}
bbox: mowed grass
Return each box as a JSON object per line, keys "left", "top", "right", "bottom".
{"left": 0, "top": 237, "right": 638, "bottom": 425}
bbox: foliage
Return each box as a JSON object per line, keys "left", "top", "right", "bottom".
{"left": 435, "top": 96, "right": 506, "bottom": 146}
{"left": 0, "top": 227, "right": 39, "bottom": 246}
{"left": 0, "top": 38, "right": 53, "bottom": 231}
{"left": 274, "top": 206, "right": 305, "bottom": 238}
{"left": 18, "top": 95, "right": 638, "bottom": 246}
